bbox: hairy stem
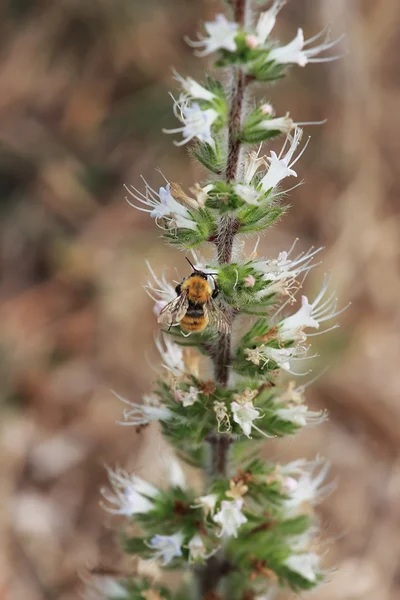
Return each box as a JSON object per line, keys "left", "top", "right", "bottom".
{"left": 214, "top": 2, "right": 247, "bottom": 387}
{"left": 198, "top": 1, "right": 248, "bottom": 598}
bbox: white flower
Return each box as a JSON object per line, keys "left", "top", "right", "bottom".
{"left": 244, "top": 274, "right": 256, "bottom": 288}
{"left": 245, "top": 345, "right": 297, "bottom": 372}
{"left": 100, "top": 466, "right": 158, "bottom": 517}
{"left": 284, "top": 552, "right": 321, "bottom": 582}
{"left": 245, "top": 34, "right": 259, "bottom": 49}
{"left": 193, "top": 493, "right": 218, "bottom": 516}
{"left": 213, "top": 401, "right": 231, "bottom": 433}
{"left": 175, "top": 386, "right": 199, "bottom": 407}
{"left": 269, "top": 27, "right": 343, "bottom": 67}
{"left": 125, "top": 180, "right": 196, "bottom": 231}
{"left": 259, "top": 128, "right": 307, "bottom": 192}
{"left": 281, "top": 457, "right": 334, "bottom": 514}
{"left": 213, "top": 499, "right": 247, "bottom": 537}
{"left": 252, "top": 242, "right": 323, "bottom": 301}
{"left": 260, "top": 103, "right": 274, "bottom": 115}
{"left": 234, "top": 183, "right": 261, "bottom": 205}
{"left": 173, "top": 71, "right": 216, "bottom": 102}
{"left": 113, "top": 391, "right": 172, "bottom": 427}
{"left": 188, "top": 535, "right": 207, "bottom": 563}
{"left": 243, "top": 146, "right": 268, "bottom": 184}
{"left": 148, "top": 532, "right": 184, "bottom": 565}
{"left": 275, "top": 404, "right": 327, "bottom": 427}
{"left": 278, "top": 276, "right": 347, "bottom": 342}
{"left": 145, "top": 262, "right": 177, "bottom": 317}
{"left": 165, "top": 454, "right": 186, "bottom": 489}
{"left": 279, "top": 295, "right": 319, "bottom": 341}
{"left": 255, "top": 0, "right": 286, "bottom": 44}
{"left": 156, "top": 335, "right": 185, "bottom": 377}
{"left": 258, "top": 112, "right": 295, "bottom": 134}
{"left": 186, "top": 14, "right": 238, "bottom": 57}
{"left": 231, "top": 398, "right": 261, "bottom": 438}
{"left": 163, "top": 97, "right": 218, "bottom": 148}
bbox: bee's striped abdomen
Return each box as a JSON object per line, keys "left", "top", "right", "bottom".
{"left": 180, "top": 304, "right": 209, "bottom": 332}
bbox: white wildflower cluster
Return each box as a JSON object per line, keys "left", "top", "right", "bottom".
{"left": 273, "top": 382, "right": 327, "bottom": 427}
{"left": 186, "top": 7, "right": 343, "bottom": 68}
{"left": 245, "top": 273, "right": 347, "bottom": 376}
{"left": 280, "top": 457, "right": 335, "bottom": 516}
{"left": 101, "top": 466, "right": 159, "bottom": 517}
{"left": 232, "top": 127, "right": 307, "bottom": 207}
{"left": 98, "top": 1, "right": 346, "bottom": 598}
{"left": 163, "top": 71, "right": 227, "bottom": 149}
{"left": 125, "top": 180, "right": 197, "bottom": 231}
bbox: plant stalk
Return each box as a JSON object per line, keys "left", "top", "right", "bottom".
{"left": 199, "top": 0, "right": 248, "bottom": 597}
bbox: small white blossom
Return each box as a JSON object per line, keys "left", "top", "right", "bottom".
{"left": 255, "top": 0, "right": 286, "bottom": 44}
{"left": 231, "top": 397, "right": 261, "bottom": 438}
{"left": 259, "top": 128, "right": 307, "bottom": 192}
{"left": 269, "top": 27, "right": 343, "bottom": 67}
{"left": 187, "top": 535, "right": 207, "bottom": 563}
{"left": 243, "top": 146, "right": 268, "bottom": 184}
{"left": 113, "top": 391, "right": 172, "bottom": 427}
{"left": 186, "top": 14, "right": 238, "bottom": 57}
{"left": 245, "top": 34, "right": 259, "bottom": 49}
{"left": 193, "top": 493, "right": 218, "bottom": 516}
{"left": 245, "top": 345, "right": 298, "bottom": 372}
{"left": 260, "top": 103, "right": 274, "bottom": 115}
{"left": 214, "top": 401, "right": 231, "bottom": 432}
{"left": 165, "top": 454, "right": 186, "bottom": 489}
{"left": 175, "top": 385, "right": 199, "bottom": 407}
{"left": 258, "top": 112, "right": 295, "bottom": 134}
{"left": 100, "top": 466, "right": 158, "bottom": 517}
{"left": 145, "top": 262, "right": 176, "bottom": 317}
{"left": 189, "top": 182, "right": 214, "bottom": 207}
{"left": 125, "top": 180, "right": 196, "bottom": 231}
{"left": 251, "top": 107, "right": 324, "bottom": 140}
{"left": 281, "top": 457, "right": 334, "bottom": 515}
{"left": 234, "top": 183, "right": 261, "bottom": 205}
{"left": 164, "top": 97, "right": 218, "bottom": 148}
{"left": 148, "top": 532, "right": 184, "bottom": 565}
{"left": 252, "top": 242, "right": 323, "bottom": 301}
{"left": 275, "top": 404, "right": 327, "bottom": 427}
{"left": 284, "top": 552, "right": 321, "bottom": 582}
{"left": 278, "top": 295, "right": 319, "bottom": 341}
{"left": 274, "top": 382, "right": 328, "bottom": 427}
{"left": 173, "top": 71, "right": 216, "bottom": 102}
{"left": 213, "top": 499, "right": 248, "bottom": 537}
{"left": 156, "top": 335, "right": 186, "bottom": 377}
{"left": 278, "top": 276, "right": 347, "bottom": 342}
{"left": 244, "top": 274, "right": 256, "bottom": 288}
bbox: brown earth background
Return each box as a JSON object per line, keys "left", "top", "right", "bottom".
{"left": 0, "top": 0, "right": 399, "bottom": 599}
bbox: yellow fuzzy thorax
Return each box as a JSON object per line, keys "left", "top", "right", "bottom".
{"left": 181, "top": 275, "right": 212, "bottom": 304}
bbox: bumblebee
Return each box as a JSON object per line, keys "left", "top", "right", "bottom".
{"left": 158, "top": 259, "right": 230, "bottom": 334}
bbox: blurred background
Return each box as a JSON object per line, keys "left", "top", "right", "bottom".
{"left": 0, "top": 0, "right": 399, "bottom": 598}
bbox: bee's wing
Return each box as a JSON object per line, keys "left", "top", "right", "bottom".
{"left": 205, "top": 299, "right": 231, "bottom": 334}
{"left": 158, "top": 291, "right": 189, "bottom": 326}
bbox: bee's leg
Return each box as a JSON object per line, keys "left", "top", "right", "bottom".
{"left": 212, "top": 281, "right": 219, "bottom": 299}
{"left": 175, "top": 284, "right": 182, "bottom": 295}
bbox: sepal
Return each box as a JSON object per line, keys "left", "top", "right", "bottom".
{"left": 241, "top": 106, "right": 294, "bottom": 143}
{"left": 163, "top": 206, "right": 218, "bottom": 248}
{"left": 191, "top": 137, "right": 226, "bottom": 174}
